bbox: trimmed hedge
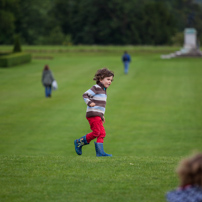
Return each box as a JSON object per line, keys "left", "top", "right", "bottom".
{"left": 0, "top": 52, "right": 31, "bottom": 67}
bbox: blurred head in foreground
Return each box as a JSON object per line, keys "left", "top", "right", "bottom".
{"left": 166, "top": 153, "right": 202, "bottom": 202}
{"left": 177, "top": 153, "right": 202, "bottom": 188}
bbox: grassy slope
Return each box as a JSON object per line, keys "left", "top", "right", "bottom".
{"left": 0, "top": 46, "right": 202, "bottom": 201}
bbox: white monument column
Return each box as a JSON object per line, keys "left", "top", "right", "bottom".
{"left": 161, "top": 28, "right": 202, "bottom": 58}
{"left": 184, "top": 28, "right": 197, "bottom": 51}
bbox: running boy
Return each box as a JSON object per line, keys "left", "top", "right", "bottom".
{"left": 74, "top": 68, "right": 114, "bottom": 157}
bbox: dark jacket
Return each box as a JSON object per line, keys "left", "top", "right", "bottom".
{"left": 42, "top": 70, "right": 54, "bottom": 86}
{"left": 122, "top": 53, "right": 131, "bottom": 62}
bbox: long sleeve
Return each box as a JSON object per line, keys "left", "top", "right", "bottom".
{"left": 82, "top": 83, "right": 107, "bottom": 120}
{"left": 83, "top": 88, "right": 95, "bottom": 106}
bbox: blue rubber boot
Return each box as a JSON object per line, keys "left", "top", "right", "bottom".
{"left": 74, "top": 135, "right": 89, "bottom": 155}
{"left": 94, "top": 142, "right": 112, "bottom": 157}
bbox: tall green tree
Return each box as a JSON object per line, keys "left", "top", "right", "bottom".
{"left": 0, "top": 0, "right": 20, "bottom": 44}
{"left": 16, "top": 0, "right": 54, "bottom": 44}
{"left": 142, "top": 2, "right": 176, "bottom": 45}
{"left": 61, "top": 0, "right": 146, "bottom": 45}
{"left": 1, "top": 0, "right": 202, "bottom": 45}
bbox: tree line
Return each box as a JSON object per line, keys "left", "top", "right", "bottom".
{"left": 1, "top": 0, "right": 202, "bottom": 45}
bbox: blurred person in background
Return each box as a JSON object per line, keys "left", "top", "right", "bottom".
{"left": 122, "top": 51, "right": 131, "bottom": 74}
{"left": 41, "top": 65, "right": 55, "bottom": 98}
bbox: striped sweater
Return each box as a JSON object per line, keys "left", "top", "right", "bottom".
{"left": 83, "top": 82, "right": 107, "bottom": 120}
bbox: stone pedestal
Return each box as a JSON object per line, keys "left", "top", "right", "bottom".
{"left": 161, "top": 28, "right": 202, "bottom": 59}
{"left": 184, "top": 28, "right": 197, "bottom": 51}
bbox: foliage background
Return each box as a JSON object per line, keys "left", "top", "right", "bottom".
{"left": 1, "top": 0, "right": 202, "bottom": 45}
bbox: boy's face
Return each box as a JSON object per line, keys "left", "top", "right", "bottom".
{"left": 100, "top": 76, "right": 113, "bottom": 88}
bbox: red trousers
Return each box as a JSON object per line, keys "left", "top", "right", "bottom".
{"left": 86, "top": 116, "right": 106, "bottom": 143}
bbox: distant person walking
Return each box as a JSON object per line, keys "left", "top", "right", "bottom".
{"left": 41, "top": 65, "right": 55, "bottom": 98}
{"left": 122, "top": 51, "right": 131, "bottom": 74}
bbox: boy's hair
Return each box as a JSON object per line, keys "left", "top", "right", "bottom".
{"left": 177, "top": 153, "right": 202, "bottom": 187}
{"left": 93, "top": 68, "right": 114, "bottom": 84}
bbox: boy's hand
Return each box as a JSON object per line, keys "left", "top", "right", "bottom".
{"left": 102, "top": 117, "right": 105, "bottom": 124}
{"left": 89, "top": 102, "right": 95, "bottom": 107}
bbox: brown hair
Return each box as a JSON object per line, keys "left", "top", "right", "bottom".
{"left": 93, "top": 68, "right": 114, "bottom": 84}
{"left": 177, "top": 153, "right": 202, "bottom": 187}
{"left": 44, "top": 65, "right": 49, "bottom": 71}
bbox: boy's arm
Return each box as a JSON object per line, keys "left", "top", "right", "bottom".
{"left": 83, "top": 87, "right": 96, "bottom": 106}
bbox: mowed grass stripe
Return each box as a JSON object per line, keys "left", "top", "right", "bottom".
{"left": 0, "top": 47, "right": 202, "bottom": 201}
{"left": 0, "top": 155, "right": 178, "bottom": 202}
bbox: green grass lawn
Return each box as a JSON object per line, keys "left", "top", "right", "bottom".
{"left": 0, "top": 46, "right": 202, "bottom": 202}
